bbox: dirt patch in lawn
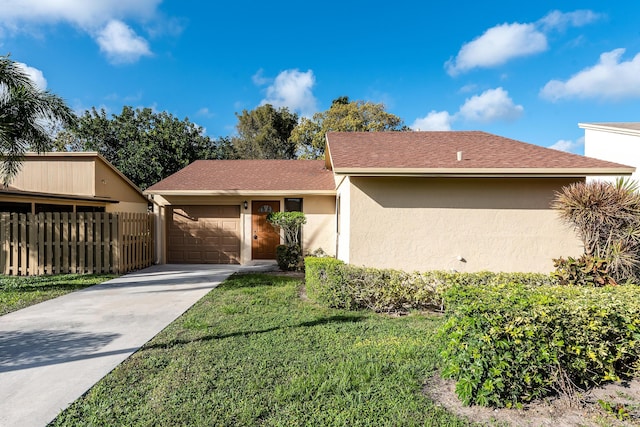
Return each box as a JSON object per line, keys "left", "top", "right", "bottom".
{"left": 425, "top": 374, "right": 640, "bottom": 426}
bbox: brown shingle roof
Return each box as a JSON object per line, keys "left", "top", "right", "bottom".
{"left": 326, "top": 131, "right": 634, "bottom": 173}
{"left": 146, "top": 160, "right": 335, "bottom": 193}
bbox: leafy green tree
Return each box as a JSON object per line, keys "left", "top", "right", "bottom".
{"left": 59, "top": 106, "right": 223, "bottom": 189}
{"left": 232, "top": 104, "right": 299, "bottom": 159}
{"left": 290, "top": 96, "right": 406, "bottom": 159}
{"left": 0, "top": 55, "right": 75, "bottom": 185}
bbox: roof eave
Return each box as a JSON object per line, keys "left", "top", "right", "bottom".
{"left": 332, "top": 167, "right": 636, "bottom": 177}
{"left": 579, "top": 122, "right": 640, "bottom": 137}
{"left": 144, "top": 189, "right": 337, "bottom": 196}
{"left": 0, "top": 189, "right": 118, "bottom": 203}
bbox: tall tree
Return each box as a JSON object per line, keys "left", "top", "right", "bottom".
{"left": 59, "top": 106, "right": 223, "bottom": 189}
{"left": 0, "top": 55, "right": 75, "bottom": 185}
{"left": 232, "top": 104, "right": 299, "bottom": 159}
{"left": 289, "top": 96, "right": 406, "bottom": 159}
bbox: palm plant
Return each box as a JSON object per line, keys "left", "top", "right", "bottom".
{"left": 553, "top": 178, "right": 640, "bottom": 283}
{"left": 0, "top": 55, "right": 75, "bottom": 185}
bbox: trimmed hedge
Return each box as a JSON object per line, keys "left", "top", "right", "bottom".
{"left": 305, "top": 257, "right": 640, "bottom": 407}
{"left": 304, "top": 257, "right": 556, "bottom": 312}
{"left": 440, "top": 283, "right": 640, "bottom": 407}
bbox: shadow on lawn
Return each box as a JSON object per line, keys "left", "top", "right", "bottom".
{"left": 143, "top": 315, "right": 365, "bottom": 350}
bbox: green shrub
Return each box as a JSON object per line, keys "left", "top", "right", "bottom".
{"left": 553, "top": 254, "right": 617, "bottom": 286}
{"left": 304, "top": 258, "right": 556, "bottom": 313}
{"left": 304, "top": 257, "right": 347, "bottom": 306}
{"left": 440, "top": 283, "right": 640, "bottom": 407}
{"left": 276, "top": 244, "right": 303, "bottom": 271}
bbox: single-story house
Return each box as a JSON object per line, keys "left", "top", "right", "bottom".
{"left": 0, "top": 152, "right": 149, "bottom": 214}
{"left": 146, "top": 131, "right": 634, "bottom": 273}
{"left": 581, "top": 122, "right": 640, "bottom": 183}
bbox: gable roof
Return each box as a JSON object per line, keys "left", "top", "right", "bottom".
{"left": 325, "top": 131, "right": 634, "bottom": 177}
{"left": 145, "top": 160, "right": 335, "bottom": 195}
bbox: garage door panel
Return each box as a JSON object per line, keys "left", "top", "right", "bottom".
{"left": 168, "top": 205, "right": 240, "bottom": 264}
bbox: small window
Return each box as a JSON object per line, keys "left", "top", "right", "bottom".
{"left": 76, "top": 205, "right": 106, "bottom": 213}
{"left": 258, "top": 204, "right": 273, "bottom": 213}
{"left": 35, "top": 203, "right": 73, "bottom": 213}
{"left": 285, "top": 198, "right": 302, "bottom": 212}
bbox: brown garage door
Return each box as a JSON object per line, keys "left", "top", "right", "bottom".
{"left": 168, "top": 205, "right": 240, "bottom": 264}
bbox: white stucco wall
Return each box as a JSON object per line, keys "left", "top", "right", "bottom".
{"left": 582, "top": 124, "right": 640, "bottom": 183}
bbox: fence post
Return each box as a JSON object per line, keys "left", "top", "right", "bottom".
{"left": 1, "top": 213, "right": 8, "bottom": 275}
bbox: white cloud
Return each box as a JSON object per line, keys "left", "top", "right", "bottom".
{"left": 411, "top": 87, "right": 522, "bottom": 130}
{"left": 446, "top": 23, "right": 547, "bottom": 76}
{"left": 410, "top": 111, "right": 452, "bottom": 131}
{"left": 538, "top": 10, "right": 601, "bottom": 31}
{"left": 96, "top": 20, "right": 152, "bottom": 64}
{"left": 0, "top": 0, "right": 162, "bottom": 64}
{"left": 540, "top": 48, "right": 640, "bottom": 101}
{"left": 196, "top": 107, "right": 215, "bottom": 118}
{"left": 16, "top": 62, "right": 47, "bottom": 90}
{"left": 261, "top": 69, "right": 318, "bottom": 117}
{"left": 458, "top": 84, "right": 478, "bottom": 94}
{"left": 549, "top": 137, "right": 584, "bottom": 153}
{"left": 252, "top": 68, "right": 269, "bottom": 86}
{"left": 458, "top": 87, "right": 523, "bottom": 122}
{"left": 446, "top": 10, "right": 600, "bottom": 75}
{"left": 0, "top": 0, "right": 161, "bottom": 28}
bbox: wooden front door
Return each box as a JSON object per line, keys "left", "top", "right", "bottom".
{"left": 251, "top": 201, "right": 280, "bottom": 259}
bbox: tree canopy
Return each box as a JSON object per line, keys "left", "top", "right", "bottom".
{"left": 231, "top": 104, "right": 298, "bottom": 159}
{"left": 58, "top": 106, "right": 221, "bottom": 189}
{"left": 289, "top": 96, "right": 406, "bottom": 159}
{"left": 0, "top": 55, "right": 75, "bottom": 185}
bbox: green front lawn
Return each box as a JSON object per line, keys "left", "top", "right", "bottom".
{"left": 52, "top": 273, "right": 472, "bottom": 426}
{"left": 0, "top": 274, "right": 116, "bottom": 315}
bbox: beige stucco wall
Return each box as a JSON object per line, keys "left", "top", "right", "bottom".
{"left": 11, "top": 157, "right": 95, "bottom": 196}
{"left": 343, "top": 176, "right": 583, "bottom": 273}
{"left": 151, "top": 194, "right": 336, "bottom": 265}
{"left": 300, "top": 196, "right": 336, "bottom": 256}
{"left": 94, "top": 159, "right": 149, "bottom": 211}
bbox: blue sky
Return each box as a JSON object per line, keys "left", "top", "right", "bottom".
{"left": 2, "top": 1, "right": 640, "bottom": 154}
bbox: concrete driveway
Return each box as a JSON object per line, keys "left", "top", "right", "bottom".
{"left": 0, "top": 263, "right": 275, "bottom": 427}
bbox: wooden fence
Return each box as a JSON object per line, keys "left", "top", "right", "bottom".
{"left": 0, "top": 212, "right": 154, "bottom": 276}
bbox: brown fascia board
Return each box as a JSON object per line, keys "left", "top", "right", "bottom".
{"left": 331, "top": 167, "right": 636, "bottom": 177}
{"left": 324, "top": 135, "right": 334, "bottom": 170}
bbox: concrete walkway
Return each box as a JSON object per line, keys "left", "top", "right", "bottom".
{"left": 0, "top": 263, "right": 276, "bottom": 427}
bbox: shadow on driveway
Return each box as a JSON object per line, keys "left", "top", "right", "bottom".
{"left": 0, "top": 329, "right": 128, "bottom": 373}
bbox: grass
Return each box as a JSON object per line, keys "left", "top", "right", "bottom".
{"left": 0, "top": 273, "right": 116, "bottom": 315}
{"left": 51, "top": 273, "right": 473, "bottom": 426}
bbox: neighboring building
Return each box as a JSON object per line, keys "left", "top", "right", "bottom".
{"left": 0, "top": 152, "right": 149, "bottom": 214}
{"left": 581, "top": 122, "right": 640, "bottom": 183}
{"left": 145, "top": 160, "right": 336, "bottom": 265}
{"left": 147, "top": 131, "right": 634, "bottom": 273}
